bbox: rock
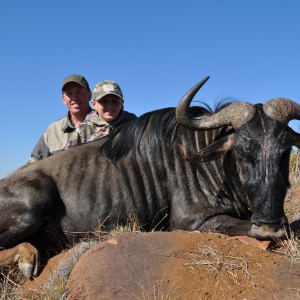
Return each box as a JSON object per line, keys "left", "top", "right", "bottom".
{"left": 67, "top": 231, "right": 300, "bottom": 300}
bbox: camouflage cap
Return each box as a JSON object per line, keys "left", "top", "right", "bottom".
{"left": 92, "top": 80, "right": 124, "bottom": 102}
{"left": 62, "top": 74, "right": 90, "bottom": 92}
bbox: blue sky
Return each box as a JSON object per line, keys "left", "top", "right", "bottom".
{"left": 0, "top": 1, "right": 299, "bottom": 178}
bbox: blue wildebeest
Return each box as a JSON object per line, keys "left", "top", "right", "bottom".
{"left": 0, "top": 76, "right": 300, "bottom": 278}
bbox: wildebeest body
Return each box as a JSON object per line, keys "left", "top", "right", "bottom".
{"left": 1, "top": 109, "right": 246, "bottom": 245}
{"left": 0, "top": 107, "right": 283, "bottom": 239}
{"left": 1, "top": 76, "right": 300, "bottom": 277}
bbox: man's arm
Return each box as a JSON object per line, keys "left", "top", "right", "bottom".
{"left": 28, "top": 134, "right": 50, "bottom": 163}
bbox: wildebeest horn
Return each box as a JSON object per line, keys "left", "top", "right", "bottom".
{"left": 176, "top": 76, "right": 256, "bottom": 130}
{"left": 263, "top": 98, "right": 300, "bottom": 124}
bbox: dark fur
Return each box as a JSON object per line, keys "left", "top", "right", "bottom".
{"left": 0, "top": 101, "right": 295, "bottom": 252}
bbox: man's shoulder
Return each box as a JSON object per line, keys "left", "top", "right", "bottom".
{"left": 42, "top": 115, "right": 70, "bottom": 150}
{"left": 46, "top": 115, "right": 68, "bottom": 131}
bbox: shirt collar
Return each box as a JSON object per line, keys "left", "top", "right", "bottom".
{"left": 62, "top": 108, "right": 93, "bottom": 132}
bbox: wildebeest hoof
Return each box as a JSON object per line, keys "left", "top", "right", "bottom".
{"left": 0, "top": 243, "right": 39, "bottom": 278}
{"left": 249, "top": 224, "right": 288, "bottom": 240}
{"left": 15, "top": 243, "right": 39, "bottom": 278}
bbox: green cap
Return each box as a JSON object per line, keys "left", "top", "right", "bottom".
{"left": 92, "top": 80, "right": 124, "bottom": 102}
{"left": 62, "top": 74, "right": 90, "bottom": 92}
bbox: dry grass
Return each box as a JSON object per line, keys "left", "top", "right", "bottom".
{"left": 0, "top": 263, "right": 66, "bottom": 300}
{"left": 280, "top": 149, "right": 300, "bottom": 266}
{"left": 275, "top": 232, "right": 300, "bottom": 265}
{"left": 290, "top": 149, "right": 300, "bottom": 184}
{"left": 0, "top": 266, "right": 27, "bottom": 300}
{"left": 119, "top": 278, "right": 178, "bottom": 300}
{"left": 185, "top": 245, "right": 253, "bottom": 286}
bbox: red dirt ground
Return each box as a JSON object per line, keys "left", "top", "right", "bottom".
{"left": 67, "top": 231, "right": 300, "bottom": 300}
{"left": 18, "top": 231, "right": 300, "bottom": 300}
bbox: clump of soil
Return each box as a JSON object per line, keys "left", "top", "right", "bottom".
{"left": 67, "top": 231, "right": 300, "bottom": 300}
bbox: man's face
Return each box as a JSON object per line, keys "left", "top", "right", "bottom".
{"left": 92, "top": 94, "right": 123, "bottom": 123}
{"left": 62, "top": 83, "right": 91, "bottom": 115}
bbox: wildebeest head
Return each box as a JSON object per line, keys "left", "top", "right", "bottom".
{"left": 176, "top": 76, "right": 300, "bottom": 239}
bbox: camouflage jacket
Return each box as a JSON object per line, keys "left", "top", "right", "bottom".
{"left": 29, "top": 109, "right": 137, "bottom": 162}
{"left": 67, "top": 110, "right": 137, "bottom": 148}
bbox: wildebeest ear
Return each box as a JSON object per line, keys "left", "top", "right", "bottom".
{"left": 186, "top": 134, "right": 235, "bottom": 162}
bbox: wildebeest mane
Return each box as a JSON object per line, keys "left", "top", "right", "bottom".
{"left": 101, "top": 100, "right": 235, "bottom": 162}
{"left": 101, "top": 107, "right": 178, "bottom": 162}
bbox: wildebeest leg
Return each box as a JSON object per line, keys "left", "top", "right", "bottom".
{"left": 0, "top": 172, "right": 61, "bottom": 277}
{"left": 0, "top": 243, "right": 39, "bottom": 278}
{"left": 0, "top": 201, "right": 42, "bottom": 278}
{"left": 200, "top": 215, "right": 252, "bottom": 236}
{"left": 0, "top": 200, "right": 46, "bottom": 248}
{"left": 0, "top": 222, "right": 65, "bottom": 279}
{"left": 28, "top": 221, "right": 69, "bottom": 262}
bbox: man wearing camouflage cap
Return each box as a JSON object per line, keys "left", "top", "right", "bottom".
{"left": 67, "top": 80, "right": 137, "bottom": 147}
{"left": 29, "top": 74, "right": 95, "bottom": 161}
